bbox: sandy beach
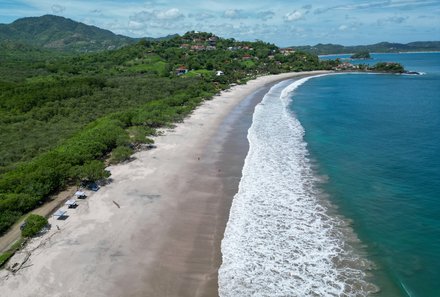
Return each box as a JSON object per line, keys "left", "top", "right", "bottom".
{"left": 0, "top": 71, "right": 328, "bottom": 297}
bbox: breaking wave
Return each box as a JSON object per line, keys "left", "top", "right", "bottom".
{"left": 219, "top": 76, "right": 377, "bottom": 297}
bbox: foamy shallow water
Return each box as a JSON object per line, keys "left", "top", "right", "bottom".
{"left": 219, "top": 76, "right": 377, "bottom": 297}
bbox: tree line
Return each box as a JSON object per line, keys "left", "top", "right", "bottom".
{"left": 0, "top": 32, "right": 336, "bottom": 235}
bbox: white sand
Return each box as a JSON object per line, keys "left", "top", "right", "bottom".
{"left": 0, "top": 71, "right": 328, "bottom": 297}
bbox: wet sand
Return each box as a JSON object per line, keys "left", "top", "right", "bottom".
{"left": 0, "top": 71, "right": 328, "bottom": 297}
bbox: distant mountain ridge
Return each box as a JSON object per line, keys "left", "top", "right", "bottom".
{"left": 292, "top": 41, "right": 440, "bottom": 55}
{"left": 0, "top": 15, "right": 138, "bottom": 52}
{"left": 3, "top": 15, "right": 439, "bottom": 55}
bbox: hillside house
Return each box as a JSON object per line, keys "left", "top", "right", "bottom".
{"left": 335, "top": 62, "right": 358, "bottom": 70}
{"left": 280, "top": 48, "right": 295, "bottom": 55}
{"left": 191, "top": 45, "right": 206, "bottom": 51}
{"left": 208, "top": 36, "right": 218, "bottom": 46}
{"left": 176, "top": 66, "right": 189, "bottom": 75}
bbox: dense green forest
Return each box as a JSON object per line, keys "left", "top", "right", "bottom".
{"left": 0, "top": 15, "right": 136, "bottom": 52}
{"left": 372, "top": 62, "right": 405, "bottom": 73}
{"left": 350, "top": 51, "right": 371, "bottom": 59}
{"left": 0, "top": 31, "right": 340, "bottom": 235}
{"left": 0, "top": 15, "right": 179, "bottom": 52}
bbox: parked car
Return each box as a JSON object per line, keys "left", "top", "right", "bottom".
{"left": 86, "top": 182, "right": 100, "bottom": 191}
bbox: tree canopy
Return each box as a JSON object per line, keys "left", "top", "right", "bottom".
{"left": 350, "top": 51, "right": 371, "bottom": 59}
{"left": 0, "top": 31, "right": 342, "bottom": 235}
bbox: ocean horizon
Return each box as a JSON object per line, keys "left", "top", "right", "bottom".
{"left": 220, "top": 52, "right": 440, "bottom": 297}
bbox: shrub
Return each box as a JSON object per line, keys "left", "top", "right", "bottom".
{"left": 0, "top": 193, "right": 38, "bottom": 213}
{"left": 21, "top": 214, "right": 48, "bottom": 237}
{"left": 70, "top": 160, "right": 110, "bottom": 182}
{"left": 0, "top": 251, "right": 13, "bottom": 267}
{"left": 128, "top": 126, "right": 149, "bottom": 144}
{"left": 0, "top": 210, "right": 21, "bottom": 235}
{"left": 373, "top": 62, "right": 404, "bottom": 73}
{"left": 109, "top": 146, "right": 133, "bottom": 164}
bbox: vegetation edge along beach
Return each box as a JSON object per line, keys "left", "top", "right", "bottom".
{"left": 0, "top": 70, "right": 329, "bottom": 296}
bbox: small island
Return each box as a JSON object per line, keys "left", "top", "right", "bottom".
{"left": 333, "top": 61, "right": 420, "bottom": 74}
{"left": 350, "top": 51, "right": 371, "bottom": 59}
{"left": 372, "top": 62, "right": 404, "bottom": 73}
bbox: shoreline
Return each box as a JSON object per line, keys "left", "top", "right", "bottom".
{"left": 218, "top": 75, "right": 379, "bottom": 296}
{"left": 0, "top": 71, "right": 329, "bottom": 297}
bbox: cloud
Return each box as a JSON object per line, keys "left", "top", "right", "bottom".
{"left": 221, "top": 9, "right": 275, "bottom": 21}
{"left": 128, "top": 20, "right": 144, "bottom": 30}
{"left": 130, "top": 8, "right": 184, "bottom": 23}
{"left": 387, "top": 0, "right": 440, "bottom": 10}
{"left": 337, "top": 21, "right": 363, "bottom": 32}
{"left": 188, "top": 12, "right": 215, "bottom": 21}
{"left": 156, "top": 8, "right": 184, "bottom": 20}
{"left": 315, "top": 1, "right": 391, "bottom": 13}
{"left": 201, "top": 22, "right": 285, "bottom": 41}
{"left": 130, "top": 11, "right": 154, "bottom": 22}
{"left": 344, "top": 1, "right": 391, "bottom": 10}
{"left": 3, "top": 0, "right": 439, "bottom": 46}
{"left": 345, "top": 14, "right": 357, "bottom": 20}
{"left": 314, "top": 0, "right": 440, "bottom": 15}
{"left": 387, "top": 16, "right": 407, "bottom": 23}
{"left": 256, "top": 10, "right": 275, "bottom": 21}
{"left": 126, "top": 7, "right": 186, "bottom": 35}
{"left": 223, "top": 9, "right": 248, "bottom": 19}
{"left": 377, "top": 15, "right": 408, "bottom": 25}
{"left": 51, "top": 4, "right": 65, "bottom": 14}
{"left": 313, "top": 7, "right": 329, "bottom": 15}
{"left": 284, "top": 10, "right": 303, "bottom": 22}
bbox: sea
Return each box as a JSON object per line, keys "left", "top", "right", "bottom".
{"left": 219, "top": 52, "right": 440, "bottom": 297}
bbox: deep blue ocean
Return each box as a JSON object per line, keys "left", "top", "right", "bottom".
{"left": 291, "top": 53, "right": 440, "bottom": 296}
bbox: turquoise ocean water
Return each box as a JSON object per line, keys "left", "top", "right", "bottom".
{"left": 219, "top": 53, "right": 439, "bottom": 297}
{"left": 291, "top": 53, "right": 440, "bottom": 296}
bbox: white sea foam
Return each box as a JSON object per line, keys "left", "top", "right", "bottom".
{"left": 219, "top": 76, "right": 375, "bottom": 297}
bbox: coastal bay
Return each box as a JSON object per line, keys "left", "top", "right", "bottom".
{"left": 1, "top": 3, "right": 438, "bottom": 297}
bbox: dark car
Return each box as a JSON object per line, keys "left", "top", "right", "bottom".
{"left": 20, "top": 222, "right": 27, "bottom": 230}
{"left": 86, "top": 182, "right": 100, "bottom": 191}
{"left": 80, "top": 181, "right": 100, "bottom": 191}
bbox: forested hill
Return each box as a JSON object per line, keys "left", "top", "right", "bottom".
{"left": 0, "top": 15, "right": 137, "bottom": 52}
{"left": 292, "top": 41, "right": 440, "bottom": 55}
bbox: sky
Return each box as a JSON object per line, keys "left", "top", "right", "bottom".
{"left": 0, "top": 0, "right": 439, "bottom": 46}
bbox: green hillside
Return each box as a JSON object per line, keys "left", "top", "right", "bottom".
{"left": 0, "top": 15, "right": 136, "bottom": 52}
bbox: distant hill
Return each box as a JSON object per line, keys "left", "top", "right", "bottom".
{"left": 0, "top": 15, "right": 138, "bottom": 52}
{"left": 292, "top": 41, "right": 440, "bottom": 55}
